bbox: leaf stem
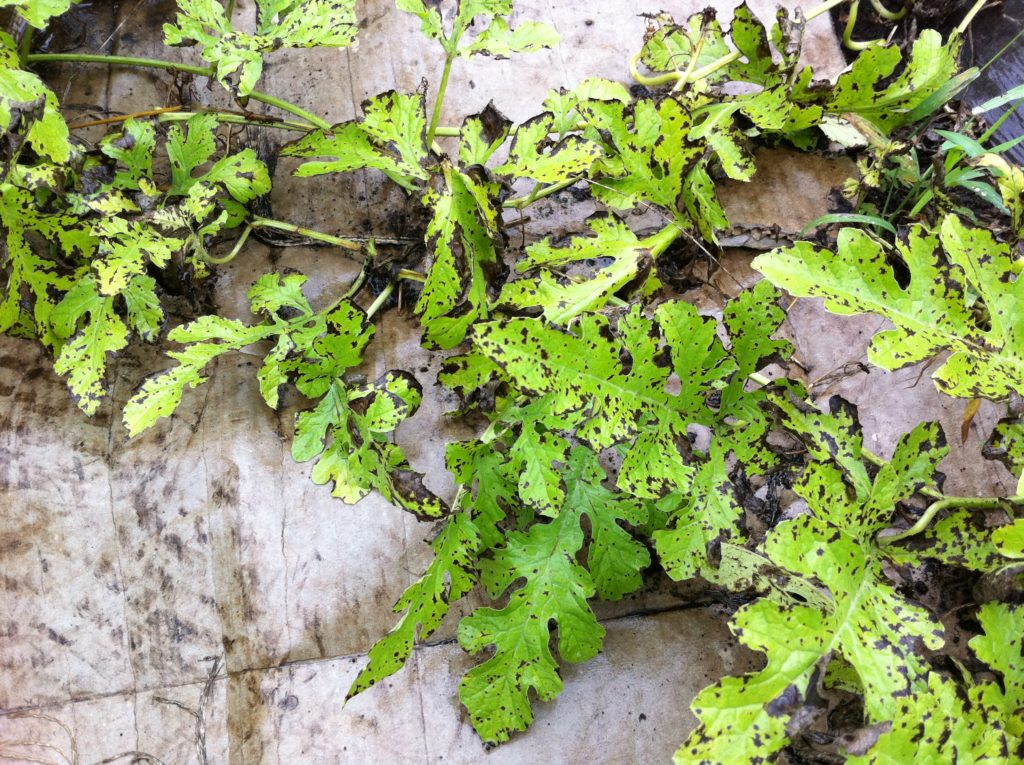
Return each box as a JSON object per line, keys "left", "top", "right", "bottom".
{"left": 643, "top": 222, "right": 685, "bottom": 257}
{"left": 342, "top": 247, "right": 374, "bottom": 300}
{"left": 249, "top": 217, "right": 364, "bottom": 251}
{"left": 503, "top": 178, "right": 577, "bottom": 209}
{"left": 68, "top": 106, "right": 184, "bottom": 130}
{"left": 27, "top": 52, "right": 214, "bottom": 77}
{"left": 629, "top": 51, "right": 679, "bottom": 87}
{"left": 868, "top": 0, "right": 907, "bottom": 21}
{"left": 843, "top": 1, "right": 885, "bottom": 51}
{"left": 246, "top": 91, "right": 330, "bottom": 130}
{"left": 397, "top": 268, "right": 426, "bottom": 283}
{"left": 426, "top": 53, "right": 455, "bottom": 145}
{"left": 957, "top": 0, "right": 990, "bottom": 34}
{"left": 157, "top": 109, "right": 317, "bottom": 132}
{"left": 25, "top": 53, "right": 331, "bottom": 130}
{"left": 204, "top": 223, "right": 252, "bottom": 265}
{"left": 365, "top": 283, "right": 396, "bottom": 319}
{"left": 879, "top": 495, "right": 1024, "bottom": 544}
{"left": 18, "top": 24, "right": 35, "bottom": 66}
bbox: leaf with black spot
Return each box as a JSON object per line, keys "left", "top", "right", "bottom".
{"left": 163, "top": 0, "right": 358, "bottom": 97}
{"left": 349, "top": 512, "right": 480, "bottom": 699}
{"left": 756, "top": 216, "right": 1024, "bottom": 400}
{"left": 416, "top": 162, "right": 504, "bottom": 349}
{"left": 282, "top": 90, "right": 429, "bottom": 192}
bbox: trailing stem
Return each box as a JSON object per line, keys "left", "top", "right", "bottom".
{"left": 879, "top": 495, "right": 1024, "bottom": 544}
{"left": 25, "top": 53, "right": 331, "bottom": 130}
{"left": 426, "top": 53, "right": 455, "bottom": 146}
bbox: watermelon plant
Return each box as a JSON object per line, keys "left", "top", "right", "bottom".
{"left": 3, "top": 0, "right": 1024, "bottom": 761}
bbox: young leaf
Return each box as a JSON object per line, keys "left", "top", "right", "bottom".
{"left": 124, "top": 314, "right": 274, "bottom": 435}
{"left": 299, "top": 371, "right": 446, "bottom": 519}
{"left": 283, "top": 90, "right": 429, "bottom": 192}
{"left": 580, "top": 96, "right": 702, "bottom": 217}
{"left": 416, "top": 162, "right": 503, "bottom": 349}
{"left": 163, "top": 0, "right": 358, "bottom": 96}
{"left": 395, "top": 0, "right": 443, "bottom": 40}
{"left": 983, "top": 418, "right": 1024, "bottom": 479}
{"left": 0, "top": 31, "right": 70, "bottom": 164}
{"left": 166, "top": 113, "right": 271, "bottom": 202}
{"left": 494, "top": 112, "right": 601, "bottom": 183}
{"left": 51, "top": 276, "right": 130, "bottom": 414}
{"left": 1, "top": 0, "right": 79, "bottom": 28}
{"left": 459, "top": 16, "right": 559, "bottom": 58}
{"left": 754, "top": 216, "right": 1024, "bottom": 400}
{"left": 829, "top": 31, "right": 962, "bottom": 134}
{"left": 348, "top": 512, "right": 480, "bottom": 698}
{"left": 0, "top": 183, "right": 85, "bottom": 347}
{"left": 496, "top": 213, "right": 660, "bottom": 324}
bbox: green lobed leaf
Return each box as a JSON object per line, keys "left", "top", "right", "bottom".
{"left": 846, "top": 673, "right": 1009, "bottom": 764}
{"left": 416, "top": 162, "right": 503, "bottom": 349}
{"left": 395, "top": 0, "right": 443, "bottom": 40}
{"left": 983, "top": 418, "right": 1024, "bottom": 479}
{"left": 564, "top": 446, "right": 650, "bottom": 601}
{"left": 830, "top": 30, "right": 962, "bottom": 134}
{"left": 1, "top": 0, "right": 79, "bottom": 28}
{"left": 458, "top": 499, "right": 600, "bottom": 744}
{"left": 887, "top": 509, "right": 1020, "bottom": 573}
{"left": 446, "top": 438, "right": 517, "bottom": 550}
{"left": 680, "top": 409, "right": 950, "bottom": 762}
{"left": 460, "top": 17, "right": 560, "bottom": 58}
{"left": 677, "top": 599, "right": 829, "bottom": 764}
{"left": 163, "top": 0, "right": 358, "bottom": 96}
{"left": 0, "top": 31, "right": 70, "bottom": 164}
{"left": 283, "top": 90, "right": 429, "bottom": 192}
{"left": 755, "top": 216, "right": 1024, "bottom": 400}
{"left": 300, "top": 371, "right": 446, "bottom": 519}
{"left": 494, "top": 112, "right": 600, "bottom": 183}
{"left": 542, "top": 78, "right": 630, "bottom": 135}
{"left": 0, "top": 183, "right": 86, "bottom": 347}
{"left": 458, "top": 104, "right": 511, "bottom": 167}
{"left": 971, "top": 602, "right": 1024, "bottom": 739}
{"left": 496, "top": 213, "right": 658, "bottom": 324}
{"left": 348, "top": 512, "right": 481, "bottom": 698}
{"left": 653, "top": 441, "right": 743, "bottom": 581}
{"left": 580, "top": 96, "right": 702, "bottom": 218}
{"left": 639, "top": 11, "right": 731, "bottom": 81}
{"left": 51, "top": 276, "right": 130, "bottom": 415}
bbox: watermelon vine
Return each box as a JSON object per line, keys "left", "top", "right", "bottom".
{"left": 2, "top": 0, "right": 1024, "bottom": 761}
